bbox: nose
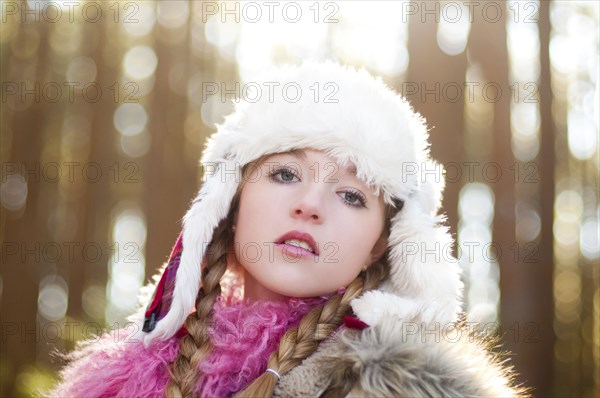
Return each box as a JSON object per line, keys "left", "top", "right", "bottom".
{"left": 290, "top": 186, "right": 325, "bottom": 223}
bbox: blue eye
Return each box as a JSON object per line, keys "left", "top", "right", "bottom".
{"left": 340, "top": 189, "right": 367, "bottom": 208}
{"left": 268, "top": 167, "right": 299, "bottom": 183}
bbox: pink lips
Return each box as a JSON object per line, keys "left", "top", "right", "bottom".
{"left": 275, "top": 230, "right": 319, "bottom": 256}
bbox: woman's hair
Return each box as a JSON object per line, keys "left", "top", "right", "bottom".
{"left": 165, "top": 155, "right": 397, "bottom": 397}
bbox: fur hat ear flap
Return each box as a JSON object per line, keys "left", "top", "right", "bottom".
{"left": 361, "top": 161, "right": 462, "bottom": 327}
{"left": 139, "top": 161, "right": 240, "bottom": 346}
{"left": 381, "top": 193, "right": 463, "bottom": 325}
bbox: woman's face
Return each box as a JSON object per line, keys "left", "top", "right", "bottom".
{"left": 232, "top": 149, "right": 387, "bottom": 299}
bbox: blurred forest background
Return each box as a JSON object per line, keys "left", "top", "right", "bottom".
{"left": 1, "top": 1, "right": 598, "bottom": 397}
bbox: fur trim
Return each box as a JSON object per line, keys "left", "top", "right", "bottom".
{"left": 42, "top": 330, "right": 179, "bottom": 398}
{"left": 142, "top": 61, "right": 462, "bottom": 344}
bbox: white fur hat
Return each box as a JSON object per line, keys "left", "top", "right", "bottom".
{"left": 138, "top": 61, "right": 463, "bottom": 346}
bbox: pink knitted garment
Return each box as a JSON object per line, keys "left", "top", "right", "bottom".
{"left": 46, "top": 297, "right": 323, "bottom": 397}
{"left": 198, "top": 297, "right": 323, "bottom": 397}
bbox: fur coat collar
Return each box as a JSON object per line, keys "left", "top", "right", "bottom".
{"left": 275, "top": 314, "right": 528, "bottom": 397}
{"left": 46, "top": 304, "right": 527, "bottom": 398}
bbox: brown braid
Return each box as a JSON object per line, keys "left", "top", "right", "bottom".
{"left": 235, "top": 259, "right": 390, "bottom": 398}
{"left": 165, "top": 193, "right": 241, "bottom": 398}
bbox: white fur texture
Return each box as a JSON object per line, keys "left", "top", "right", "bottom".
{"left": 274, "top": 315, "right": 526, "bottom": 397}
{"left": 141, "top": 61, "right": 463, "bottom": 344}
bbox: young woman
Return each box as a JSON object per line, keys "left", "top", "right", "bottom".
{"left": 47, "top": 62, "right": 527, "bottom": 397}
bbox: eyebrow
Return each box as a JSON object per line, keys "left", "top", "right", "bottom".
{"left": 345, "top": 163, "right": 357, "bottom": 175}
{"left": 288, "top": 149, "right": 307, "bottom": 160}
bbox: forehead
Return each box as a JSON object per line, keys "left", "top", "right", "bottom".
{"left": 266, "top": 149, "right": 358, "bottom": 175}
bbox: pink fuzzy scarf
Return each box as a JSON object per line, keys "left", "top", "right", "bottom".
{"left": 45, "top": 297, "right": 323, "bottom": 397}
{"left": 198, "top": 297, "right": 324, "bottom": 397}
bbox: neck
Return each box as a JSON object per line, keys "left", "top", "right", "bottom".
{"left": 243, "top": 270, "right": 287, "bottom": 302}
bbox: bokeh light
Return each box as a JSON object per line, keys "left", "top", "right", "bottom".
{"left": 113, "top": 103, "right": 148, "bottom": 137}
{"left": 437, "top": 2, "right": 471, "bottom": 56}
{"left": 157, "top": 1, "right": 189, "bottom": 29}
{"left": 37, "top": 276, "right": 68, "bottom": 321}
{"left": 123, "top": 46, "right": 158, "bottom": 81}
{"left": 106, "top": 206, "right": 147, "bottom": 322}
{"left": 122, "top": 3, "right": 156, "bottom": 37}
{"left": 0, "top": 175, "right": 28, "bottom": 212}
{"left": 458, "top": 182, "right": 499, "bottom": 325}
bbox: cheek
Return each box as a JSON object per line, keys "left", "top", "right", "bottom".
{"left": 336, "top": 214, "right": 384, "bottom": 260}
{"left": 237, "top": 185, "right": 269, "bottom": 225}
{"left": 234, "top": 182, "right": 280, "bottom": 249}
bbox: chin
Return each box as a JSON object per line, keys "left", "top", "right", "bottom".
{"left": 271, "top": 284, "right": 335, "bottom": 298}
